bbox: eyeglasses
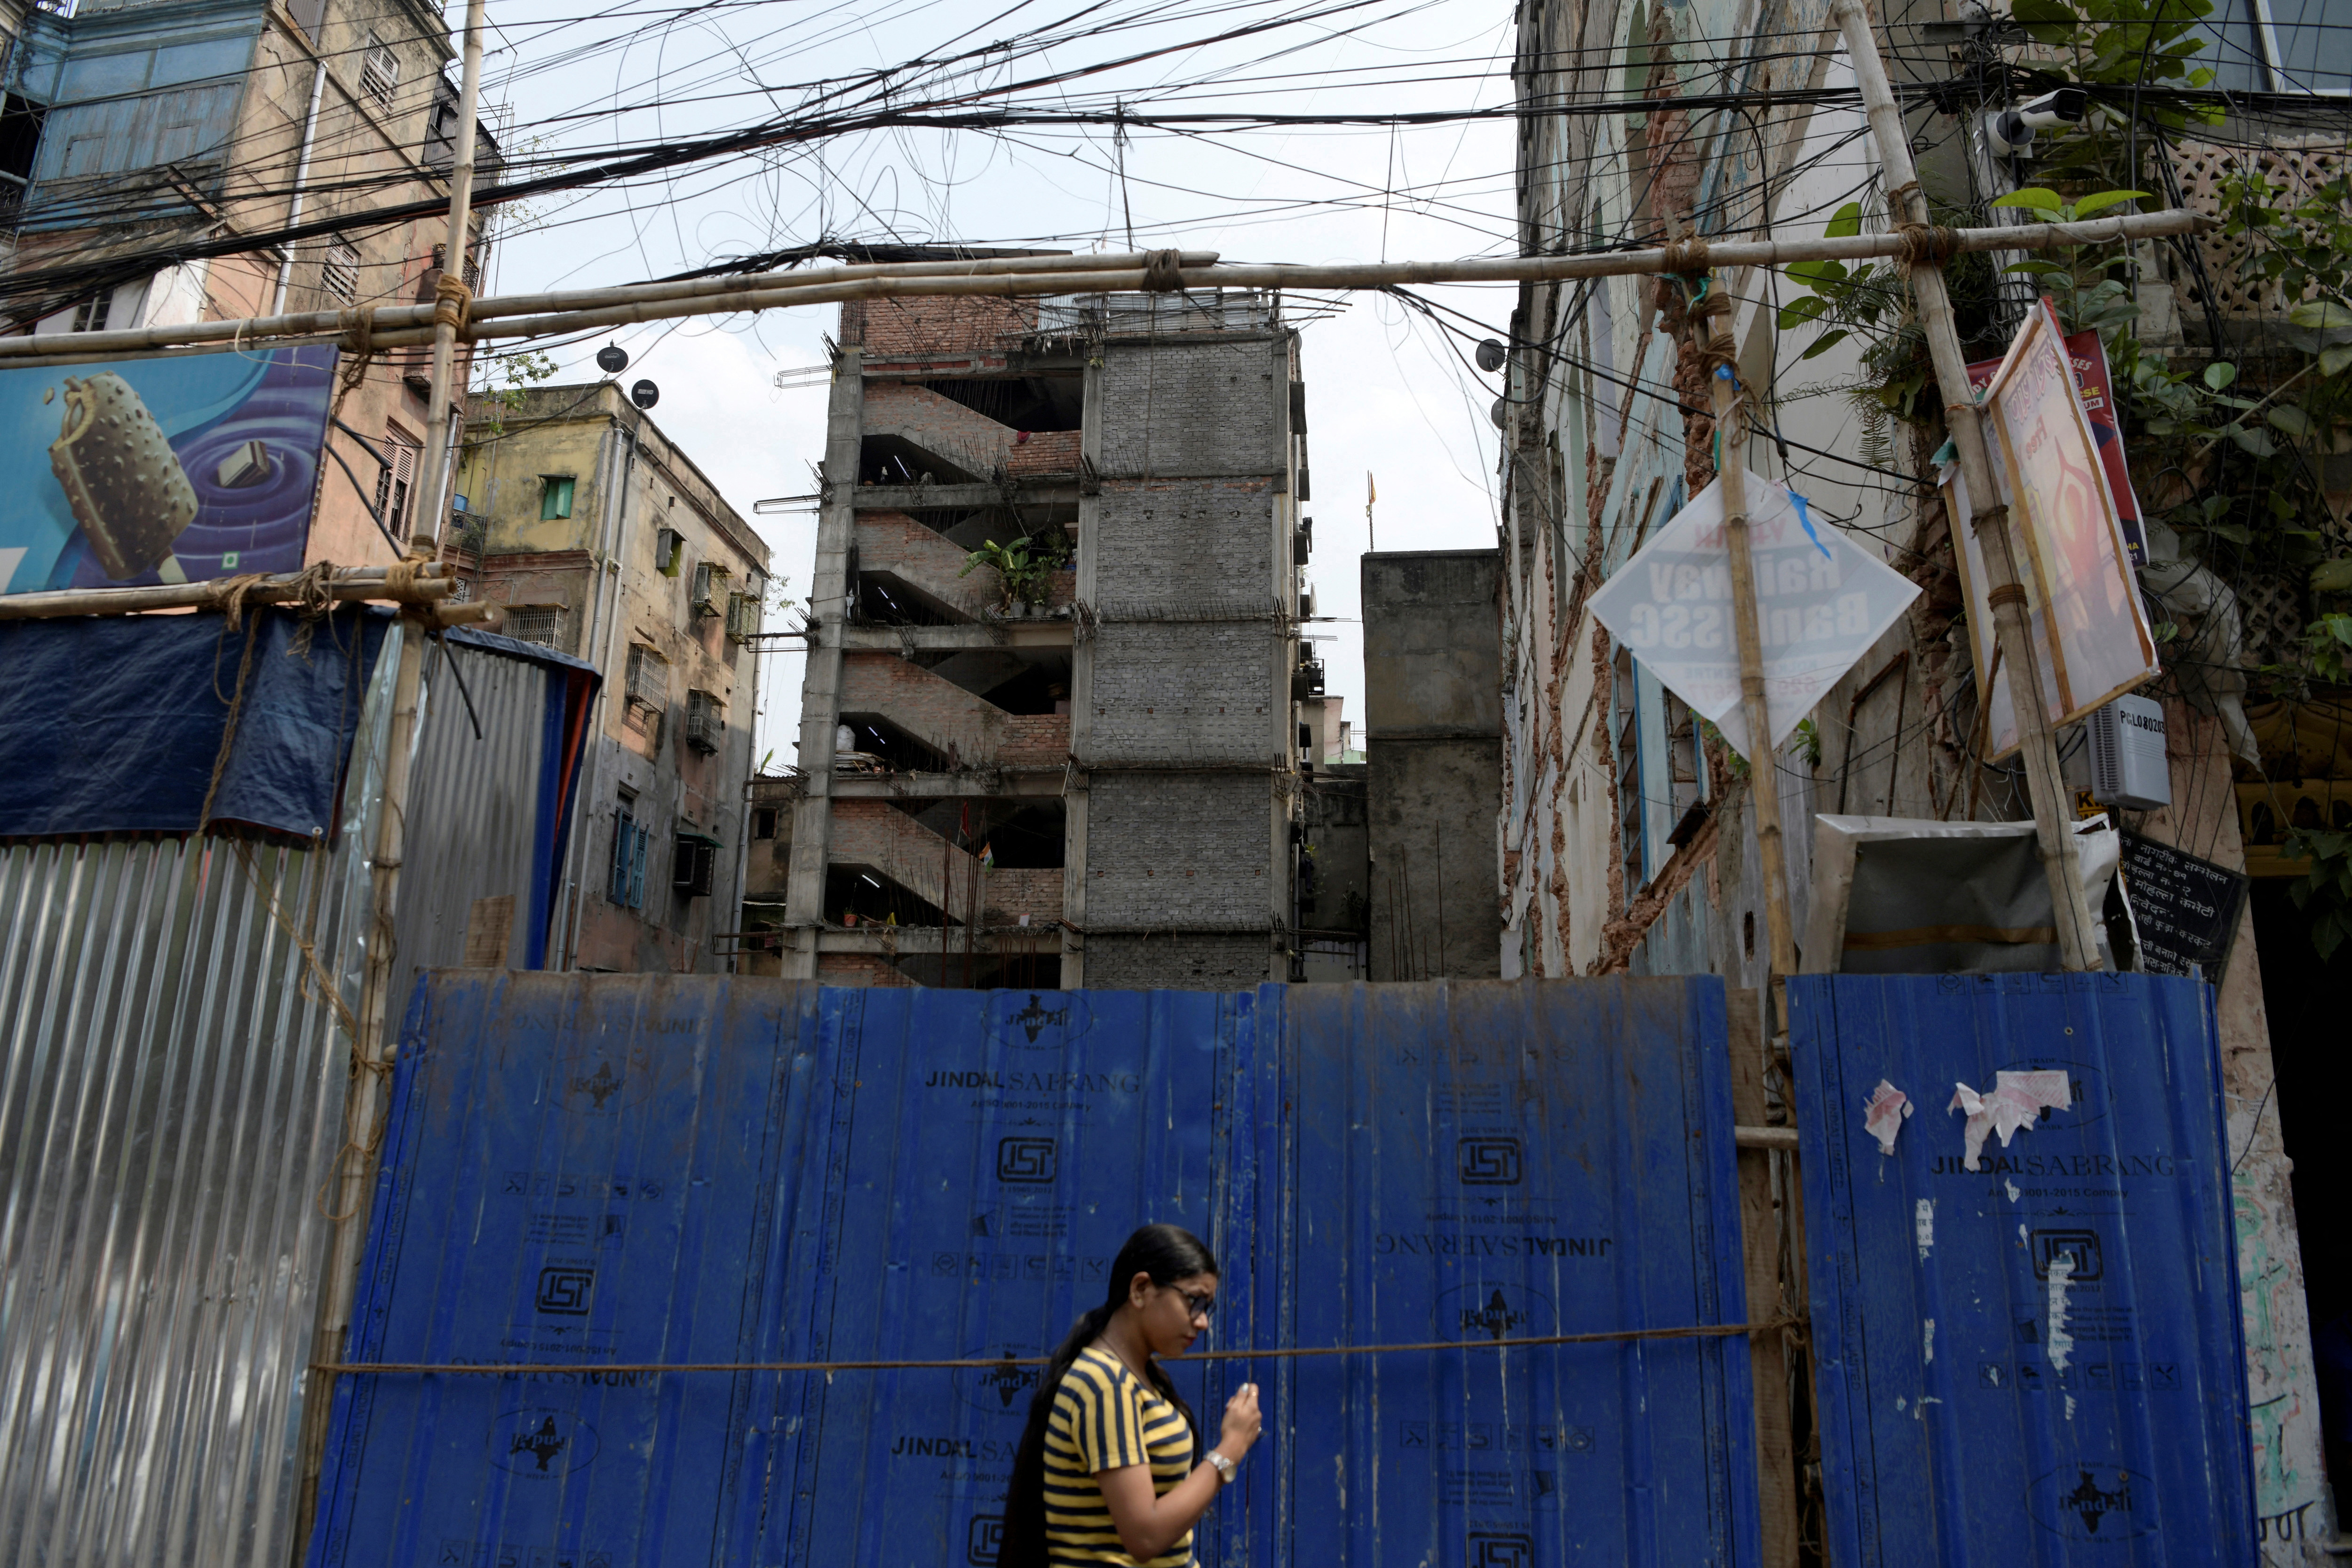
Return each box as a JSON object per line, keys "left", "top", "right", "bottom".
{"left": 1176, "top": 1289, "right": 1217, "bottom": 1321}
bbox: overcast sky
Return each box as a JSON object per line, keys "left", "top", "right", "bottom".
{"left": 467, "top": 0, "right": 1523, "bottom": 765}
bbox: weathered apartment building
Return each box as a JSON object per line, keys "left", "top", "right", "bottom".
{"left": 0, "top": 0, "right": 493, "bottom": 565}
{"left": 1499, "top": 0, "right": 2339, "bottom": 1552}
{"left": 770, "top": 277, "right": 1316, "bottom": 988}
{"left": 454, "top": 381, "right": 770, "bottom": 973}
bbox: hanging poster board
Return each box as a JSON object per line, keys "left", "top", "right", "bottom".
{"left": 1946, "top": 302, "right": 2158, "bottom": 759}
{"left": 1968, "top": 325, "right": 2146, "bottom": 567}
{"left": 0, "top": 344, "right": 337, "bottom": 595}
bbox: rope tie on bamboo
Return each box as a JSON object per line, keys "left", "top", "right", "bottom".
{"left": 1895, "top": 222, "right": 1961, "bottom": 268}
{"left": 310, "top": 1316, "right": 1807, "bottom": 1378}
{"left": 1986, "top": 582, "right": 2028, "bottom": 612}
{"left": 382, "top": 558, "right": 421, "bottom": 601}
{"left": 1140, "top": 248, "right": 1186, "bottom": 293}
{"left": 1885, "top": 180, "right": 1926, "bottom": 221}
{"left": 434, "top": 272, "right": 474, "bottom": 337}
{"left": 333, "top": 307, "right": 376, "bottom": 416}
{"left": 1659, "top": 239, "right": 1711, "bottom": 276}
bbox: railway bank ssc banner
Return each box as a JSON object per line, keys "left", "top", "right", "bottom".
{"left": 1589, "top": 468, "right": 1920, "bottom": 760}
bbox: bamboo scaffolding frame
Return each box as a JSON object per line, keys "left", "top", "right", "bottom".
{"left": 0, "top": 563, "right": 456, "bottom": 619}
{"left": 1832, "top": 0, "right": 2104, "bottom": 970}
{"left": 0, "top": 215, "right": 2203, "bottom": 368}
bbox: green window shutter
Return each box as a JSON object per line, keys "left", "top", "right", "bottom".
{"left": 540, "top": 475, "right": 576, "bottom": 520}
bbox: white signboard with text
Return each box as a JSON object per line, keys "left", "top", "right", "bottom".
{"left": 1589, "top": 468, "right": 1921, "bottom": 759}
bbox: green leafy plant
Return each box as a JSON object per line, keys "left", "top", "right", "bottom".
{"left": 959, "top": 534, "right": 1069, "bottom": 609}
{"left": 468, "top": 348, "right": 560, "bottom": 443}
{"left": 2285, "top": 826, "right": 2352, "bottom": 957}
{"left": 1792, "top": 717, "right": 1824, "bottom": 769}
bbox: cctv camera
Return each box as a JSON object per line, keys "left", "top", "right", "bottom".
{"left": 1985, "top": 87, "right": 2089, "bottom": 157}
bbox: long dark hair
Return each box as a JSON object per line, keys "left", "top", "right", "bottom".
{"left": 996, "top": 1224, "right": 1218, "bottom": 1567}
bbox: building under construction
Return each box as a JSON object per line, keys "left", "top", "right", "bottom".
{"left": 771, "top": 276, "right": 1317, "bottom": 987}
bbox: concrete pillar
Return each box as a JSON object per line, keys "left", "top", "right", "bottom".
{"left": 782, "top": 354, "right": 864, "bottom": 977}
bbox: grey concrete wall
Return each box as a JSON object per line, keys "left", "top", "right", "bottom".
{"left": 1091, "top": 480, "right": 1276, "bottom": 611}
{"left": 1362, "top": 550, "right": 1502, "bottom": 740}
{"left": 1076, "top": 326, "right": 1294, "bottom": 989}
{"left": 1095, "top": 339, "right": 1287, "bottom": 479}
{"left": 1083, "top": 932, "right": 1274, "bottom": 989}
{"left": 1085, "top": 773, "right": 1273, "bottom": 931}
{"left": 1084, "top": 622, "right": 1282, "bottom": 764}
{"left": 1367, "top": 740, "right": 1503, "bottom": 981}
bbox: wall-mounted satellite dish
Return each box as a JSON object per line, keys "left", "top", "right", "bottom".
{"left": 596, "top": 343, "right": 629, "bottom": 373}
{"left": 631, "top": 379, "right": 660, "bottom": 410}
{"left": 1475, "top": 338, "right": 1508, "bottom": 373}
{"left": 1490, "top": 397, "right": 1508, "bottom": 430}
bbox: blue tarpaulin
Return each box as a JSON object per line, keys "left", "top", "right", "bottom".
{"left": 307, "top": 975, "right": 1761, "bottom": 1567}
{"left": 0, "top": 605, "right": 389, "bottom": 840}
{"left": 1791, "top": 973, "right": 2254, "bottom": 1565}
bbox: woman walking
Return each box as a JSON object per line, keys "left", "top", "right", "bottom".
{"left": 999, "top": 1224, "right": 1263, "bottom": 1566}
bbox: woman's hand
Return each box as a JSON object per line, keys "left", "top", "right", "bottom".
{"left": 1219, "top": 1382, "right": 1262, "bottom": 1454}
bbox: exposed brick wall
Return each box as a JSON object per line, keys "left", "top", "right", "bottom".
{"left": 839, "top": 653, "right": 1071, "bottom": 765}
{"left": 1083, "top": 932, "right": 1271, "bottom": 989}
{"left": 1096, "top": 339, "right": 1284, "bottom": 478}
{"left": 1092, "top": 480, "right": 1275, "bottom": 611}
{"left": 1009, "top": 429, "right": 1081, "bottom": 476}
{"left": 1085, "top": 623, "right": 1281, "bottom": 764}
{"left": 1084, "top": 773, "right": 1273, "bottom": 930}
{"left": 817, "top": 953, "right": 916, "bottom": 987}
{"left": 842, "top": 296, "right": 1036, "bottom": 359}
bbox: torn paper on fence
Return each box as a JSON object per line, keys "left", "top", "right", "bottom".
{"left": 1863, "top": 1080, "right": 1912, "bottom": 1155}
{"left": 1585, "top": 468, "right": 1921, "bottom": 759}
{"left": 1947, "top": 1070, "right": 2072, "bottom": 1171}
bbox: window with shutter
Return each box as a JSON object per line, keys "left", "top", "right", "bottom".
{"left": 374, "top": 428, "right": 421, "bottom": 540}
{"left": 361, "top": 35, "right": 400, "bottom": 113}
{"left": 322, "top": 241, "right": 359, "bottom": 305}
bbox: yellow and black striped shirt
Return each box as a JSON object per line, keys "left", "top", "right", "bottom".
{"left": 1042, "top": 1345, "right": 1196, "bottom": 1566}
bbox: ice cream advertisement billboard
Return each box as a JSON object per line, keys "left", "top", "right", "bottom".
{"left": 0, "top": 344, "right": 337, "bottom": 595}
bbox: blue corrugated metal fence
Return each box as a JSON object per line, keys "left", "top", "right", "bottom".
{"left": 308, "top": 976, "right": 1760, "bottom": 1566}
{"left": 1791, "top": 973, "right": 2254, "bottom": 1567}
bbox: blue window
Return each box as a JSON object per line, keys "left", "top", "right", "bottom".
{"left": 610, "top": 801, "right": 649, "bottom": 909}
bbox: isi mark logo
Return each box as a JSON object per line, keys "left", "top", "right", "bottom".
{"left": 984, "top": 993, "right": 1095, "bottom": 1053}
{"left": 486, "top": 1408, "right": 601, "bottom": 1479}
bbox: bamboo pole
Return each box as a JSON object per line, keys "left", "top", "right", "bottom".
{"left": 1681, "top": 281, "right": 1799, "bottom": 983}
{"left": 0, "top": 564, "right": 454, "bottom": 619}
{"left": 1831, "top": 0, "right": 2104, "bottom": 970}
{"left": 412, "top": 0, "right": 489, "bottom": 551}
{"left": 0, "top": 250, "right": 1222, "bottom": 363}
{"left": 288, "top": 611, "right": 425, "bottom": 1559}
{"left": 0, "top": 215, "right": 2204, "bottom": 368}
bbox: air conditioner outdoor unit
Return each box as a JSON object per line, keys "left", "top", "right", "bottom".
{"left": 2087, "top": 692, "right": 2170, "bottom": 812}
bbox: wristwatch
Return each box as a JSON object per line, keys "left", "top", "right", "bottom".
{"left": 1207, "top": 1452, "right": 1238, "bottom": 1485}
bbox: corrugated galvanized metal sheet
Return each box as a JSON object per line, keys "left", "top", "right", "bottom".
{"left": 1791, "top": 973, "right": 2255, "bottom": 1565}
{"left": 308, "top": 974, "right": 1760, "bottom": 1565}
{"left": 1268, "top": 980, "right": 1758, "bottom": 1568}
{"left": 0, "top": 621, "right": 598, "bottom": 1568}
{"left": 396, "top": 633, "right": 597, "bottom": 975}
{"left": 0, "top": 630, "right": 396, "bottom": 1568}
